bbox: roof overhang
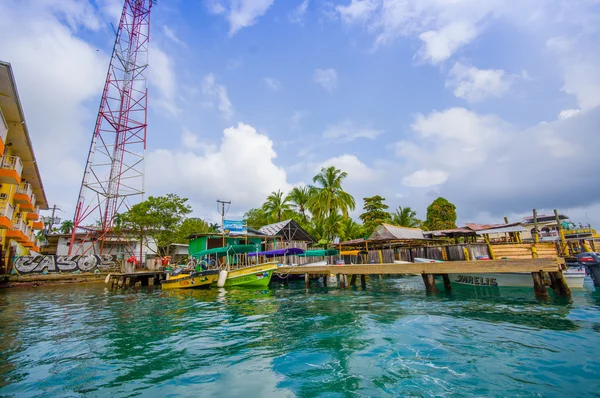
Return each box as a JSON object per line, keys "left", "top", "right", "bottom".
{"left": 0, "top": 61, "right": 48, "bottom": 210}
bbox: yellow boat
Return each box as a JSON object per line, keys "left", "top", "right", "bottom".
{"left": 220, "top": 262, "right": 278, "bottom": 287}
{"left": 161, "top": 270, "right": 219, "bottom": 290}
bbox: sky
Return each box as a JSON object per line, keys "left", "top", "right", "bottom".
{"left": 1, "top": 0, "right": 599, "bottom": 228}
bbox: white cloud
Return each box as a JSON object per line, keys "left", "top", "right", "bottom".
{"left": 0, "top": 0, "right": 109, "bottom": 214}
{"left": 181, "top": 129, "right": 217, "bottom": 153}
{"left": 322, "top": 120, "right": 382, "bottom": 141}
{"left": 393, "top": 106, "right": 600, "bottom": 224}
{"left": 162, "top": 25, "right": 186, "bottom": 47}
{"left": 336, "top": 0, "right": 504, "bottom": 63}
{"left": 558, "top": 109, "right": 581, "bottom": 120}
{"left": 290, "top": 110, "right": 306, "bottom": 131}
{"left": 402, "top": 169, "right": 449, "bottom": 187}
{"left": 149, "top": 44, "right": 180, "bottom": 116}
{"left": 314, "top": 68, "right": 338, "bottom": 92}
{"left": 203, "top": 73, "right": 234, "bottom": 120}
{"left": 317, "top": 154, "right": 377, "bottom": 183}
{"left": 146, "top": 123, "right": 292, "bottom": 211}
{"left": 336, "top": 0, "right": 378, "bottom": 25}
{"left": 208, "top": 0, "right": 276, "bottom": 36}
{"left": 263, "top": 77, "right": 281, "bottom": 91}
{"left": 289, "top": 0, "right": 309, "bottom": 25}
{"left": 446, "top": 61, "right": 512, "bottom": 102}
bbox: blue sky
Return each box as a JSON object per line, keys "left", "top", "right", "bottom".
{"left": 1, "top": 0, "right": 599, "bottom": 227}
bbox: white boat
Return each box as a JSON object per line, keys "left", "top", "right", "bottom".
{"left": 414, "top": 257, "right": 586, "bottom": 289}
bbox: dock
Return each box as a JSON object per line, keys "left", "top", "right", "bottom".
{"left": 108, "top": 271, "right": 166, "bottom": 291}
{"left": 276, "top": 258, "right": 570, "bottom": 297}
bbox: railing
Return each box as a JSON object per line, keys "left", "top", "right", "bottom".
{"left": 17, "top": 182, "right": 33, "bottom": 198}
{"left": 0, "top": 156, "right": 23, "bottom": 178}
{"left": 0, "top": 201, "right": 14, "bottom": 220}
{"left": 0, "top": 108, "right": 7, "bottom": 143}
{"left": 12, "top": 218, "right": 27, "bottom": 233}
{"left": 30, "top": 193, "right": 36, "bottom": 207}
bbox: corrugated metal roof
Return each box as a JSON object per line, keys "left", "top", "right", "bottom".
{"left": 258, "top": 219, "right": 314, "bottom": 242}
{"left": 475, "top": 225, "right": 527, "bottom": 235}
{"left": 369, "top": 223, "right": 426, "bottom": 240}
{"left": 259, "top": 220, "right": 291, "bottom": 236}
{"left": 426, "top": 227, "right": 475, "bottom": 237}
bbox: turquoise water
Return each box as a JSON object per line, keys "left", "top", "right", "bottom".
{"left": 1, "top": 277, "right": 599, "bottom": 397}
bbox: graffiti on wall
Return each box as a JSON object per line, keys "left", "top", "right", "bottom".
{"left": 14, "top": 255, "right": 117, "bottom": 274}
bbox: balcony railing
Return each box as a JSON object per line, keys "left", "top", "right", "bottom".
{"left": 17, "top": 182, "right": 33, "bottom": 198}
{"left": 0, "top": 108, "right": 7, "bottom": 143}
{"left": 12, "top": 218, "right": 27, "bottom": 233}
{"left": 31, "top": 193, "right": 36, "bottom": 207}
{"left": 0, "top": 156, "right": 23, "bottom": 178}
{"left": 0, "top": 201, "right": 14, "bottom": 220}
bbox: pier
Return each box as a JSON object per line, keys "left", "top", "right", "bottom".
{"left": 276, "top": 258, "right": 570, "bottom": 298}
{"left": 108, "top": 271, "right": 166, "bottom": 291}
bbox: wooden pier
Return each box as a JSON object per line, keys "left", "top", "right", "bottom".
{"left": 276, "top": 258, "right": 570, "bottom": 298}
{"left": 107, "top": 271, "right": 166, "bottom": 291}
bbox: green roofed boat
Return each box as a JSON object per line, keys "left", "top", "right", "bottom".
{"left": 192, "top": 244, "right": 277, "bottom": 287}
{"left": 297, "top": 249, "right": 339, "bottom": 257}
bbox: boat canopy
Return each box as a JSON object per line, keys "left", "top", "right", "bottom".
{"left": 340, "top": 250, "right": 368, "bottom": 256}
{"left": 192, "top": 244, "right": 258, "bottom": 258}
{"left": 248, "top": 248, "right": 305, "bottom": 258}
{"left": 297, "top": 249, "right": 339, "bottom": 257}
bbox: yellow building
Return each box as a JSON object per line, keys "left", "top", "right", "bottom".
{"left": 0, "top": 61, "right": 49, "bottom": 271}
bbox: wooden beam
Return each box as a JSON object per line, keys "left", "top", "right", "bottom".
{"left": 276, "top": 258, "right": 561, "bottom": 276}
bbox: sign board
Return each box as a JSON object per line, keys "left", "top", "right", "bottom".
{"left": 223, "top": 220, "right": 247, "bottom": 235}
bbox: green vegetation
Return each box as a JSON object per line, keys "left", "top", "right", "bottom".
{"left": 262, "top": 190, "right": 292, "bottom": 223}
{"left": 59, "top": 220, "right": 74, "bottom": 234}
{"left": 116, "top": 194, "right": 192, "bottom": 256}
{"left": 359, "top": 195, "right": 391, "bottom": 235}
{"left": 424, "top": 197, "right": 457, "bottom": 231}
{"left": 390, "top": 206, "right": 422, "bottom": 228}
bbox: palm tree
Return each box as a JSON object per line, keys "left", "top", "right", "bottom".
{"left": 286, "top": 186, "right": 312, "bottom": 222}
{"left": 339, "top": 217, "right": 364, "bottom": 242}
{"left": 390, "top": 206, "right": 421, "bottom": 228}
{"left": 308, "top": 166, "right": 356, "bottom": 220}
{"left": 59, "top": 220, "right": 74, "bottom": 234}
{"left": 262, "top": 190, "right": 292, "bottom": 222}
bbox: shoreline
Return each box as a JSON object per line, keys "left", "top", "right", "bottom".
{"left": 0, "top": 273, "right": 109, "bottom": 288}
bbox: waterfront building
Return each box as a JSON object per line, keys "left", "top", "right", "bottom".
{"left": 0, "top": 61, "right": 48, "bottom": 272}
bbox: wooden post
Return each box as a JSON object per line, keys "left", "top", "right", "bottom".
{"left": 122, "top": 277, "right": 130, "bottom": 290}
{"left": 350, "top": 274, "right": 357, "bottom": 286}
{"left": 360, "top": 274, "right": 366, "bottom": 289}
{"left": 421, "top": 273, "right": 438, "bottom": 293}
{"left": 533, "top": 209, "right": 540, "bottom": 244}
{"left": 323, "top": 275, "right": 328, "bottom": 287}
{"left": 531, "top": 272, "right": 548, "bottom": 298}
{"left": 531, "top": 245, "right": 538, "bottom": 258}
{"left": 148, "top": 275, "right": 155, "bottom": 292}
{"left": 441, "top": 274, "right": 452, "bottom": 292}
{"left": 304, "top": 273, "right": 310, "bottom": 289}
{"left": 441, "top": 246, "right": 448, "bottom": 261}
{"left": 554, "top": 209, "right": 569, "bottom": 256}
{"left": 548, "top": 271, "right": 571, "bottom": 297}
{"left": 339, "top": 274, "right": 346, "bottom": 289}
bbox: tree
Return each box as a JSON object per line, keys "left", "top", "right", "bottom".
{"left": 262, "top": 190, "right": 292, "bottom": 223}
{"left": 391, "top": 206, "right": 421, "bottom": 228}
{"left": 424, "top": 197, "right": 457, "bottom": 230}
{"left": 116, "top": 194, "right": 192, "bottom": 256}
{"left": 208, "top": 223, "right": 220, "bottom": 233}
{"left": 359, "top": 195, "right": 390, "bottom": 235}
{"left": 338, "top": 217, "right": 365, "bottom": 242}
{"left": 308, "top": 166, "right": 356, "bottom": 220}
{"left": 244, "top": 208, "right": 269, "bottom": 229}
{"left": 286, "top": 186, "right": 312, "bottom": 222}
{"left": 174, "top": 218, "right": 210, "bottom": 244}
{"left": 59, "top": 220, "right": 74, "bottom": 234}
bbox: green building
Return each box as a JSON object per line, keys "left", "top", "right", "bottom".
{"left": 187, "top": 233, "right": 273, "bottom": 257}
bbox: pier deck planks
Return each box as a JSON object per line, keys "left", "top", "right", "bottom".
{"left": 276, "top": 258, "right": 562, "bottom": 276}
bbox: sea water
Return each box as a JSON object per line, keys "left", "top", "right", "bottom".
{"left": 0, "top": 276, "right": 599, "bottom": 397}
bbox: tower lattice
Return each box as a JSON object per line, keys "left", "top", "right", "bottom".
{"left": 69, "top": 0, "right": 155, "bottom": 257}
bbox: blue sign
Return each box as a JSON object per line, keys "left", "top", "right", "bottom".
{"left": 224, "top": 220, "right": 247, "bottom": 235}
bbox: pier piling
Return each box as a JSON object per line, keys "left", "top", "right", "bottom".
{"left": 441, "top": 274, "right": 452, "bottom": 292}
{"left": 531, "top": 272, "right": 549, "bottom": 298}
{"left": 421, "top": 274, "right": 438, "bottom": 294}
{"left": 360, "top": 275, "right": 366, "bottom": 289}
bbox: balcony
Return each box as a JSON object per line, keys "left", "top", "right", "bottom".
{"left": 32, "top": 218, "right": 44, "bottom": 230}
{"left": 14, "top": 183, "right": 34, "bottom": 210}
{"left": 0, "top": 108, "right": 7, "bottom": 155}
{"left": 0, "top": 156, "right": 23, "bottom": 185}
{"left": 22, "top": 227, "right": 34, "bottom": 248}
{"left": 26, "top": 205, "right": 39, "bottom": 221}
{"left": 0, "top": 201, "right": 14, "bottom": 229}
{"left": 6, "top": 218, "right": 27, "bottom": 243}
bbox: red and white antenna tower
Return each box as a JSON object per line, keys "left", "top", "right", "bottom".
{"left": 69, "top": 0, "right": 156, "bottom": 256}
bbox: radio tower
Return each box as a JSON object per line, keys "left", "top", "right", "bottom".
{"left": 69, "top": 0, "right": 156, "bottom": 256}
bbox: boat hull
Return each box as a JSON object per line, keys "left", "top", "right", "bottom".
{"left": 447, "top": 269, "right": 585, "bottom": 289}
{"left": 161, "top": 271, "right": 218, "bottom": 290}
{"left": 220, "top": 263, "right": 278, "bottom": 287}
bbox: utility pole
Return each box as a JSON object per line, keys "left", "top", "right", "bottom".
{"left": 217, "top": 199, "right": 231, "bottom": 247}
{"left": 46, "top": 205, "right": 62, "bottom": 234}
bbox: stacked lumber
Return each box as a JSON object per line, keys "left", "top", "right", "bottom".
{"left": 492, "top": 243, "right": 558, "bottom": 259}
